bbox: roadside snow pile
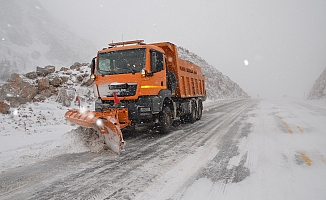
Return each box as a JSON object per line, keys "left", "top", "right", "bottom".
{"left": 308, "top": 68, "right": 326, "bottom": 100}
{"left": 0, "top": 97, "right": 106, "bottom": 173}
{"left": 0, "top": 63, "right": 103, "bottom": 173}
{"left": 178, "top": 47, "right": 250, "bottom": 100}
{"left": 46, "top": 126, "right": 107, "bottom": 155}
{"left": 0, "top": 129, "right": 85, "bottom": 174}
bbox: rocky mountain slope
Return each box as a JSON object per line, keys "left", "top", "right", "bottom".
{"left": 0, "top": 63, "right": 94, "bottom": 114}
{"left": 0, "top": 0, "right": 97, "bottom": 81}
{"left": 178, "top": 47, "right": 249, "bottom": 99}
{"left": 308, "top": 68, "right": 326, "bottom": 100}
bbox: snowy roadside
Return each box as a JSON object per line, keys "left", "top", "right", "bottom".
{"left": 0, "top": 64, "right": 106, "bottom": 174}
{"left": 0, "top": 98, "right": 94, "bottom": 174}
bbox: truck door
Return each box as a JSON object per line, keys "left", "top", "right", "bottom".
{"left": 140, "top": 49, "right": 166, "bottom": 96}
{"left": 150, "top": 50, "right": 164, "bottom": 74}
{"left": 150, "top": 49, "right": 166, "bottom": 88}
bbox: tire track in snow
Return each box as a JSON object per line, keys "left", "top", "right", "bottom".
{"left": 135, "top": 100, "right": 259, "bottom": 200}
{"left": 195, "top": 103, "right": 256, "bottom": 184}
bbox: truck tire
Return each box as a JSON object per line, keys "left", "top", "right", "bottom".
{"left": 196, "top": 100, "right": 203, "bottom": 120}
{"left": 189, "top": 102, "right": 197, "bottom": 123}
{"left": 159, "top": 106, "right": 172, "bottom": 134}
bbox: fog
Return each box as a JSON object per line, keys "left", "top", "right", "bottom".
{"left": 39, "top": 0, "right": 326, "bottom": 99}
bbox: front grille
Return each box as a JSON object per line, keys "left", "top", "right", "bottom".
{"left": 98, "top": 83, "right": 137, "bottom": 97}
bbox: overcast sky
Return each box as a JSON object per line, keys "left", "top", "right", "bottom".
{"left": 39, "top": 0, "right": 326, "bottom": 99}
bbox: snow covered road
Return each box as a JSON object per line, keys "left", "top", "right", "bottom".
{"left": 1, "top": 99, "right": 326, "bottom": 200}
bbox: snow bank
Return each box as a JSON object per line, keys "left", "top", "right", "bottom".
{"left": 0, "top": 98, "right": 103, "bottom": 173}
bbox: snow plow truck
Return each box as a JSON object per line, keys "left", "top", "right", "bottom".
{"left": 65, "top": 40, "right": 206, "bottom": 154}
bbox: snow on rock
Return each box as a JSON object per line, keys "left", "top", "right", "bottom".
{"left": 0, "top": 101, "right": 10, "bottom": 114}
{"left": 0, "top": 63, "right": 94, "bottom": 110}
{"left": 178, "top": 47, "right": 250, "bottom": 100}
{"left": 308, "top": 68, "right": 326, "bottom": 100}
{"left": 0, "top": 73, "right": 38, "bottom": 106}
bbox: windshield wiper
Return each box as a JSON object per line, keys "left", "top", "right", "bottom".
{"left": 126, "top": 64, "right": 138, "bottom": 74}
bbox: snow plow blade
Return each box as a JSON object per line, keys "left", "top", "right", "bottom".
{"left": 64, "top": 108, "right": 130, "bottom": 154}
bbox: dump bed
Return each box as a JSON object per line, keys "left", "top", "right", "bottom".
{"left": 152, "top": 42, "right": 206, "bottom": 99}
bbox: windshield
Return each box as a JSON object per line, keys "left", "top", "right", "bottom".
{"left": 97, "top": 48, "right": 146, "bottom": 75}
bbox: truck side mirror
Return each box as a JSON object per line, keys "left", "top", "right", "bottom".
{"left": 90, "top": 57, "right": 96, "bottom": 74}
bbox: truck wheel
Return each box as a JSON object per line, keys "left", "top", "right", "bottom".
{"left": 196, "top": 101, "right": 203, "bottom": 120}
{"left": 159, "top": 106, "right": 172, "bottom": 134}
{"left": 189, "top": 103, "right": 197, "bottom": 123}
{"left": 172, "top": 119, "right": 181, "bottom": 127}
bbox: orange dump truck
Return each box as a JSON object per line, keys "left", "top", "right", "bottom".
{"left": 65, "top": 40, "right": 206, "bottom": 154}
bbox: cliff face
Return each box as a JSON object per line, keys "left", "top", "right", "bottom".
{"left": 178, "top": 47, "right": 249, "bottom": 100}
{"left": 308, "top": 68, "right": 326, "bottom": 100}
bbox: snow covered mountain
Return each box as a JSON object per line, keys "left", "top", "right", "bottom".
{"left": 308, "top": 68, "right": 326, "bottom": 100}
{"left": 0, "top": 0, "right": 97, "bottom": 81}
{"left": 0, "top": 0, "right": 249, "bottom": 99}
{"left": 178, "top": 47, "right": 249, "bottom": 99}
